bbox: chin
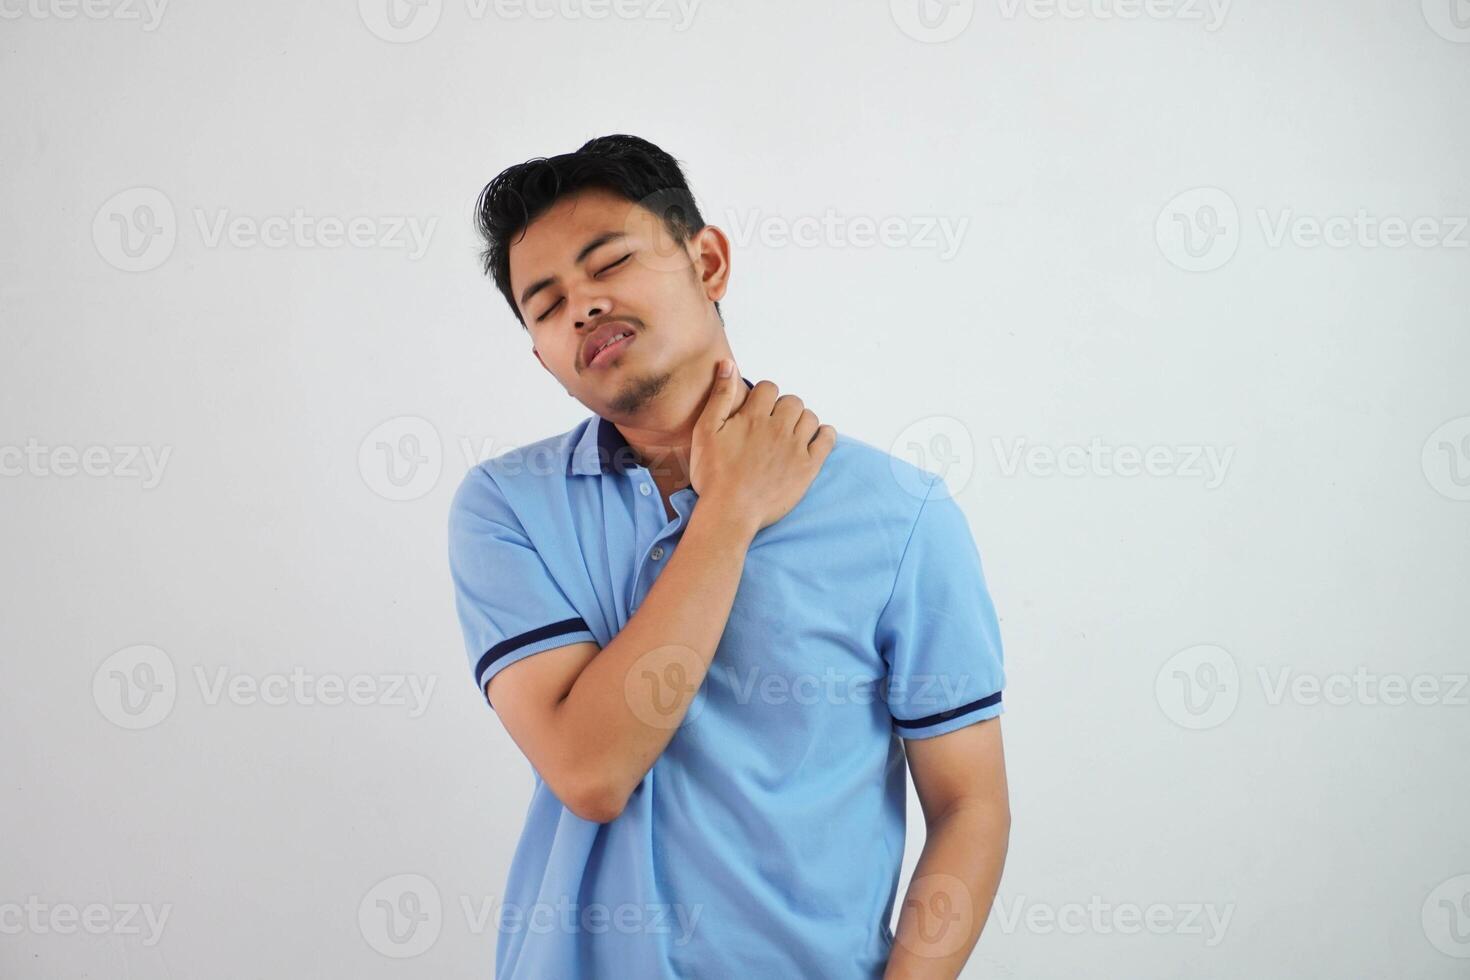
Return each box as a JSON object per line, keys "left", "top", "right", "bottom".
{"left": 604, "top": 368, "right": 673, "bottom": 416}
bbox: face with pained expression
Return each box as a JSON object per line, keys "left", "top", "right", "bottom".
{"left": 510, "top": 186, "right": 731, "bottom": 419}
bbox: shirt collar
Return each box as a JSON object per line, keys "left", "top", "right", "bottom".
{"left": 569, "top": 376, "right": 755, "bottom": 476}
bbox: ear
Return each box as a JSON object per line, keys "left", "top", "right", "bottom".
{"left": 690, "top": 224, "right": 732, "bottom": 303}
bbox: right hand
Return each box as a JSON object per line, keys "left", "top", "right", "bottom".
{"left": 689, "top": 359, "right": 836, "bottom": 536}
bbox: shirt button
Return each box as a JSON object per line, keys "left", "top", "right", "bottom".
{"left": 639, "top": 483, "right": 652, "bottom": 496}
{"left": 650, "top": 546, "right": 665, "bottom": 561}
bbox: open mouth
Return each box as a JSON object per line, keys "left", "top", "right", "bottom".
{"left": 588, "top": 330, "right": 634, "bottom": 368}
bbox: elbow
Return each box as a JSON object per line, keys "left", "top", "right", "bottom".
{"left": 563, "top": 776, "right": 629, "bottom": 825}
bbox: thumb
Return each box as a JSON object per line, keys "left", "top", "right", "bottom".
{"left": 696, "top": 358, "right": 739, "bottom": 433}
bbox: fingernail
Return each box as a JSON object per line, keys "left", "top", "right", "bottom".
{"left": 718, "top": 359, "right": 733, "bottom": 378}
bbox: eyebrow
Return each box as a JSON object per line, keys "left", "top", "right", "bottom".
{"left": 518, "top": 231, "right": 628, "bottom": 310}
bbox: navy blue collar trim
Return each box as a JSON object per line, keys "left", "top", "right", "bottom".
{"left": 592, "top": 376, "right": 754, "bottom": 475}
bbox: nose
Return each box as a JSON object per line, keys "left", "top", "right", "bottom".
{"left": 571, "top": 285, "right": 614, "bottom": 330}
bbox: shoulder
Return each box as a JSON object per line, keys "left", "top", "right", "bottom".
{"left": 819, "top": 429, "right": 946, "bottom": 511}
{"left": 448, "top": 418, "right": 590, "bottom": 527}
{"left": 792, "top": 429, "right": 949, "bottom": 563}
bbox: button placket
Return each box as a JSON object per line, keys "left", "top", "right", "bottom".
{"left": 629, "top": 470, "right": 673, "bottom": 612}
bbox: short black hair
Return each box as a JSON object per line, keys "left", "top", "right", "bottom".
{"left": 473, "top": 133, "right": 719, "bottom": 329}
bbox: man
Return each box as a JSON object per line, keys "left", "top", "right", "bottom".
{"left": 448, "top": 134, "right": 1009, "bottom": 979}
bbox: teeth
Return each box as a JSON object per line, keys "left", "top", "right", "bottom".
{"left": 593, "top": 332, "right": 630, "bottom": 359}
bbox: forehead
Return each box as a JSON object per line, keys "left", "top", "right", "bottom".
{"left": 508, "top": 187, "right": 647, "bottom": 291}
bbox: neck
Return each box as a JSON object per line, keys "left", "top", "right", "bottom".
{"left": 610, "top": 357, "right": 748, "bottom": 490}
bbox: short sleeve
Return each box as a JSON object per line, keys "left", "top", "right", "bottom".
{"left": 875, "top": 473, "right": 1006, "bottom": 739}
{"left": 447, "top": 465, "right": 597, "bottom": 709}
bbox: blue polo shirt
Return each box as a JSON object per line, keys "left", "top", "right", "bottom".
{"left": 447, "top": 379, "right": 1006, "bottom": 979}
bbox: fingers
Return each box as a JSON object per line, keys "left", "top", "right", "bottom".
{"left": 808, "top": 423, "right": 837, "bottom": 459}
{"left": 771, "top": 393, "right": 805, "bottom": 430}
{"left": 793, "top": 407, "right": 820, "bottom": 445}
{"left": 714, "top": 371, "right": 834, "bottom": 460}
{"left": 696, "top": 358, "right": 740, "bottom": 432}
{"left": 740, "top": 379, "right": 779, "bottom": 417}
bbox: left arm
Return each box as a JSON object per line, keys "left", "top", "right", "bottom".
{"left": 883, "top": 716, "right": 1010, "bottom": 980}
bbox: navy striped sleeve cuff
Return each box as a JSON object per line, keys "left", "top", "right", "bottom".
{"left": 891, "top": 690, "right": 1003, "bottom": 733}
{"left": 474, "top": 617, "right": 592, "bottom": 701}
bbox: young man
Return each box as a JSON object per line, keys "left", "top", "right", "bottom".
{"left": 448, "top": 134, "right": 1009, "bottom": 979}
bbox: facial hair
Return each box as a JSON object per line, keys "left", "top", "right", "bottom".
{"left": 608, "top": 369, "right": 673, "bottom": 416}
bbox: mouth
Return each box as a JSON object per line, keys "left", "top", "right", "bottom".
{"left": 586, "top": 329, "right": 635, "bottom": 369}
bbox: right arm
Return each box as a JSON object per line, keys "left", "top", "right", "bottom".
{"left": 485, "top": 359, "right": 835, "bottom": 823}
{"left": 489, "top": 505, "right": 754, "bottom": 823}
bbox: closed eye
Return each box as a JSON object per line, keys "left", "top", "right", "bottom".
{"left": 533, "top": 254, "right": 633, "bottom": 322}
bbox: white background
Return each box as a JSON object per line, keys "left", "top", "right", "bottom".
{"left": 2, "top": 0, "right": 1468, "bottom": 977}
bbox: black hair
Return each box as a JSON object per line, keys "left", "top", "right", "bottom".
{"left": 473, "top": 133, "right": 719, "bottom": 329}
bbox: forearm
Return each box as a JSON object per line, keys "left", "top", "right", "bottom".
{"left": 552, "top": 505, "right": 755, "bottom": 812}
{"left": 884, "top": 801, "right": 1010, "bottom": 980}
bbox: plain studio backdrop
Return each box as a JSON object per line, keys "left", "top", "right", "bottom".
{"left": 2, "top": 1, "right": 1468, "bottom": 977}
